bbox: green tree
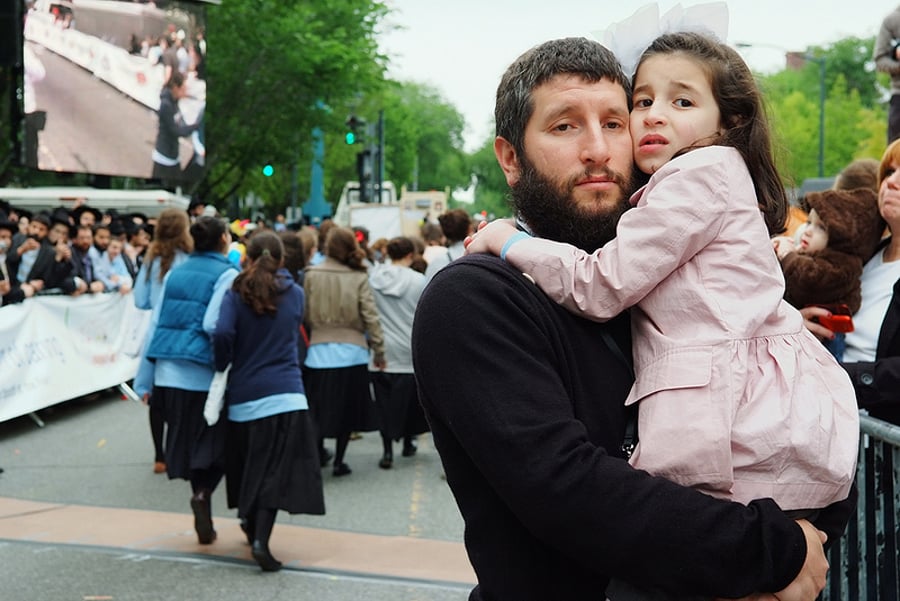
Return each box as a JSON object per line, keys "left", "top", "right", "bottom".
{"left": 201, "top": 0, "right": 390, "bottom": 213}
{"left": 760, "top": 36, "right": 887, "bottom": 186}
{"left": 381, "top": 81, "right": 469, "bottom": 192}
{"left": 468, "top": 136, "right": 513, "bottom": 219}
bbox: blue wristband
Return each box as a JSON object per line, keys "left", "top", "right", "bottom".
{"left": 500, "top": 231, "right": 531, "bottom": 261}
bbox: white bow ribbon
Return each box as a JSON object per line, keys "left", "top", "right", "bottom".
{"left": 592, "top": 2, "right": 730, "bottom": 77}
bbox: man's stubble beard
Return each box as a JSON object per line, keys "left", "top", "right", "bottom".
{"left": 509, "top": 154, "right": 636, "bottom": 253}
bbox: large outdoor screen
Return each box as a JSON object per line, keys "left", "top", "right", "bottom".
{"left": 21, "top": 0, "right": 208, "bottom": 186}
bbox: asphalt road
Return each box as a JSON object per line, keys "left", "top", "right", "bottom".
{"left": 0, "top": 389, "right": 473, "bottom": 601}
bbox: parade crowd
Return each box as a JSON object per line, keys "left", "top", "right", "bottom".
{"left": 0, "top": 195, "right": 471, "bottom": 572}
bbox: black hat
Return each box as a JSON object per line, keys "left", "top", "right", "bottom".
{"left": 109, "top": 220, "right": 126, "bottom": 237}
{"left": 12, "top": 206, "right": 33, "bottom": 221}
{"left": 0, "top": 220, "right": 16, "bottom": 235}
{"left": 127, "top": 212, "right": 149, "bottom": 225}
{"left": 72, "top": 204, "right": 103, "bottom": 225}
{"left": 49, "top": 206, "right": 72, "bottom": 226}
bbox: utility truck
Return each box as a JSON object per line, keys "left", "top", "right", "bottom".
{"left": 333, "top": 182, "right": 448, "bottom": 242}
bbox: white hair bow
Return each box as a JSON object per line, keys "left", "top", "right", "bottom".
{"left": 592, "top": 2, "right": 730, "bottom": 78}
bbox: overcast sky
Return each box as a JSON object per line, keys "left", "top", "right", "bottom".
{"left": 378, "top": 0, "right": 893, "bottom": 151}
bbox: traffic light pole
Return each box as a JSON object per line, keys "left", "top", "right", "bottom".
{"left": 376, "top": 110, "right": 384, "bottom": 205}
{"left": 346, "top": 112, "right": 385, "bottom": 204}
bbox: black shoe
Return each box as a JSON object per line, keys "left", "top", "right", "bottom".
{"left": 251, "top": 540, "right": 283, "bottom": 572}
{"left": 332, "top": 462, "right": 352, "bottom": 477}
{"left": 319, "top": 448, "right": 333, "bottom": 467}
{"left": 378, "top": 452, "right": 393, "bottom": 469}
{"left": 402, "top": 440, "right": 417, "bottom": 457}
{"left": 190, "top": 490, "right": 216, "bottom": 544}
{"left": 239, "top": 517, "right": 254, "bottom": 545}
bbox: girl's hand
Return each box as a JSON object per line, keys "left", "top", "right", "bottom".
{"left": 464, "top": 219, "right": 518, "bottom": 257}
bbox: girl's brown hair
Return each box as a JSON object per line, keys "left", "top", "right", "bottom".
{"left": 233, "top": 231, "right": 283, "bottom": 315}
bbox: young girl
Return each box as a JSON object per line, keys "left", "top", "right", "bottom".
{"left": 467, "top": 32, "right": 858, "bottom": 532}
{"left": 211, "top": 231, "right": 325, "bottom": 571}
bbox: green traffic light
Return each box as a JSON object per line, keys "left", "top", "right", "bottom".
{"left": 345, "top": 131, "right": 356, "bottom": 145}
{"left": 262, "top": 164, "right": 274, "bottom": 177}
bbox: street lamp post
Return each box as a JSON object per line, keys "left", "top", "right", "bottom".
{"left": 807, "top": 55, "right": 826, "bottom": 178}
{"left": 736, "top": 43, "right": 826, "bottom": 178}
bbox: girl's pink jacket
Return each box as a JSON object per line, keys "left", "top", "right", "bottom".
{"left": 505, "top": 145, "right": 858, "bottom": 511}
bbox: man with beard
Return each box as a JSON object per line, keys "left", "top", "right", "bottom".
{"left": 63, "top": 225, "right": 105, "bottom": 295}
{"left": 411, "top": 37, "right": 843, "bottom": 601}
{"left": 5, "top": 212, "right": 71, "bottom": 300}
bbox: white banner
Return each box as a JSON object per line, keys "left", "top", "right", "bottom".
{"left": 0, "top": 294, "right": 149, "bottom": 423}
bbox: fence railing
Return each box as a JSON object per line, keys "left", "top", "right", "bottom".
{"left": 823, "top": 413, "right": 900, "bottom": 600}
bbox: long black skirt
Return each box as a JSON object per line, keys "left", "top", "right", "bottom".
{"left": 303, "top": 364, "right": 378, "bottom": 437}
{"left": 225, "top": 410, "right": 325, "bottom": 518}
{"left": 369, "top": 371, "right": 430, "bottom": 440}
{"left": 155, "top": 386, "right": 226, "bottom": 481}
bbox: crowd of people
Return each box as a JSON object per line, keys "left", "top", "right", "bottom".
{"left": 0, "top": 199, "right": 152, "bottom": 306}
{"left": 0, "top": 197, "right": 462, "bottom": 571}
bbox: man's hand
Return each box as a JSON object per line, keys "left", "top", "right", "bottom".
{"left": 28, "top": 279, "right": 44, "bottom": 292}
{"left": 89, "top": 281, "right": 105, "bottom": 293}
{"left": 774, "top": 520, "right": 828, "bottom": 601}
{"left": 464, "top": 218, "right": 518, "bottom": 257}
{"left": 71, "top": 277, "right": 88, "bottom": 296}
{"left": 18, "top": 237, "right": 40, "bottom": 254}
{"left": 55, "top": 242, "right": 71, "bottom": 262}
{"left": 0, "top": 279, "right": 10, "bottom": 296}
{"left": 798, "top": 305, "right": 834, "bottom": 342}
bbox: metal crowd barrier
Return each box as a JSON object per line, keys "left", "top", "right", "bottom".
{"left": 823, "top": 413, "right": 900, "bottom": 600}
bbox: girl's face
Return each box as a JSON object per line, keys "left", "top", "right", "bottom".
{"left": 799, "top": 209, "right": 829, "bottom": 253}
{"left": 630, "top": 53, "right": 722, "bottom": 175}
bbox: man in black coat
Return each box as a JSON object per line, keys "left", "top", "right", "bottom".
{"left": 411, "top": 37, "right": 848, "bottom": 601}
{"left": 5, "top": 212, "right": 71, "bottom": 299}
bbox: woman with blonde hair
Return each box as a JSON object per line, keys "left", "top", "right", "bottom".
{"left": 133, "top": 207, "right": 194, "bottom": 474}
{"left": 303, "top": 227, "right": 386, "bottom": 476}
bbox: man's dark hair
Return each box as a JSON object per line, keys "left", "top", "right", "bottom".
{"left": 190, "top": 216, "right": 227, "bottom": 253}
{"left": 495, "top": 37, "right": 630, "bottom": 157}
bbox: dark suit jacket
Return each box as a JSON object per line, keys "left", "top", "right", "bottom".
{"left": 5, "top": 235, "right": 71, "bottom": 290}
{"left": 843, "top": 237, "right": 900, "bottom": 425}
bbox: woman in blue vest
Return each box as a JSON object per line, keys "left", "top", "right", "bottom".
{"left": 145, "top": 215, "right": 238, "bottom": 545}
{"left": 212, "top": 231, "right": 325, "bottom": 571}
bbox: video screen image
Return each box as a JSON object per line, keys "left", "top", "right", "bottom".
{"left": 22, "top": 0, "right": 207, "bottom": 184}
